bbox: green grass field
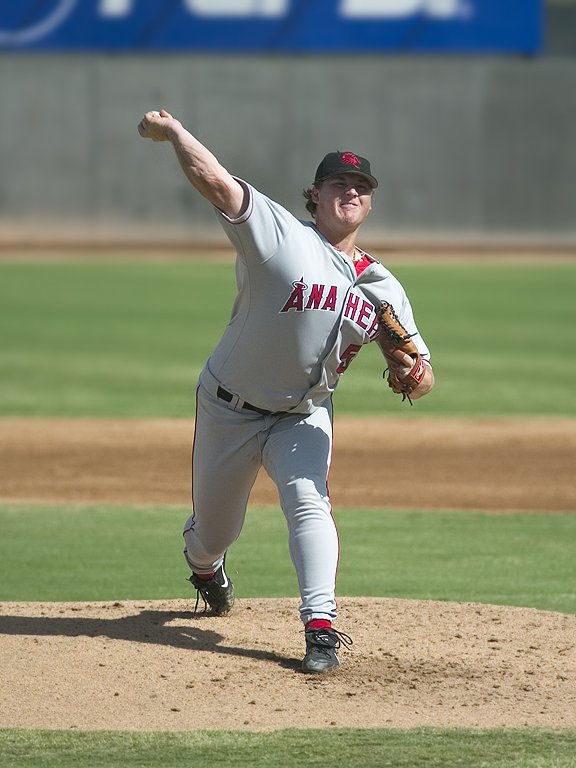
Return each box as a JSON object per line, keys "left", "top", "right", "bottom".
{"left": 1, "top": 257, "right": 575, "bottom": 767}
{"left": 1, "top": 504, "right": 574, "bottom": 612}
{"left": 1, "top": 260, "right": 575, "bottom": 416}
{"left": 2, "top": 728, "right": 575, "bottom": 768}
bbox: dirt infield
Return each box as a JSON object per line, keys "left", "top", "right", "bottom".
{"left": 1, "top": 416, "right": 575, "bottom": 732}
{"left": 2, "top": 417, "right": 576, "bottom": 511}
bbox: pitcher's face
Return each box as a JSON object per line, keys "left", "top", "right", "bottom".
{"left": 313, "top": 174, "right": 374, "bottom": 233}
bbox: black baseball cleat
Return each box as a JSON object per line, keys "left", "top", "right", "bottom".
{"left": 302, "top": 627, "right": 353, "bottom": 674}
{"left": 189, "top": 555, "right": 235, "bottom": 616}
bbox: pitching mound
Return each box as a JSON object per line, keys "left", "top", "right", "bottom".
{"left": 1, "top": 597, "right": 574, "bottom": 731}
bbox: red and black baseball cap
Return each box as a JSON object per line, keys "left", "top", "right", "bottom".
{"left": 314, "top": 151, "right": 378, "bottom": 189}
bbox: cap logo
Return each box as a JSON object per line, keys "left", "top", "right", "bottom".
{"left": 340, "top": 152, "right": 360, "bottom": 168}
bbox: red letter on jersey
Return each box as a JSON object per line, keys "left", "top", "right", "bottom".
{"left": 337, "top": 343, "right": 362, "bottom": 374}
{"left": 344, "top": 292, "right": 360, "bottom": 321}
{"left": 357, "top": 299, "right": 373, "bottom": 330}
{"left": 321, "top": 286, "right": 338, "bottom": 312}
{"left": 280, "top": 277, "right": 308, "bottom": 312}
{"left": 305, "top": 284, "right": 325, "bottom": 309}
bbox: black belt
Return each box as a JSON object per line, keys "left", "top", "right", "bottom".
{"left": 217, "top": 386, "right": 273, "bottom": 416}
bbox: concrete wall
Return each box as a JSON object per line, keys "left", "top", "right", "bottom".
{"left": 1, "top": 54, "right": 575, "bottom": 245}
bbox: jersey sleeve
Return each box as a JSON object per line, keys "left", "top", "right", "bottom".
{"left": 214, "top": 179, "right": 297, "bottom": 265}
{"left": 358, "top": 268, "right": 431, "bottom": 361}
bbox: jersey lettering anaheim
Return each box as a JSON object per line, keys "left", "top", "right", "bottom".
{"left": 280, "top": 279, "right": 339, "bottom": 313}
{"left": 280, "top": 280, "right": 379, "bottom": 337}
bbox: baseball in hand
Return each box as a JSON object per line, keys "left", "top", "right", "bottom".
{"left": 396, "top": 364, "right": 413, "bottom": 380}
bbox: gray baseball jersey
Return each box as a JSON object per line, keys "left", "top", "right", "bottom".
{"left": 199, "top": 180, "right": 430, "bottom": 412}
{"left": 185, "top": 180, "right": 431, "bottom": 625}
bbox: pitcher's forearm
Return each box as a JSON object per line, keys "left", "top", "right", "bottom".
{"left": 138, "top": 109, "right": 245, "bottom": 218}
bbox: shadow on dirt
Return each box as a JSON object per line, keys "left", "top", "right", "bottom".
{"left": 0, "top": 608, "right": 301, "bottom": 671}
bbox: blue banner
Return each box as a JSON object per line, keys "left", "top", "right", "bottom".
{"left": 0, "top": 1, "right": 543, "bottom": 53}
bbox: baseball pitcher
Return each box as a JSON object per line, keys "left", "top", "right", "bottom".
{"left": 138, "top": 109, "right": 434, "bottom": 673}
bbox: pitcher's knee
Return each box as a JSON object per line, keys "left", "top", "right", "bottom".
{"left": 183, "top": 514, "right": 238, "bottom": 571}
{"left": 280, "top": 480, "right": 331, "bottom": 521}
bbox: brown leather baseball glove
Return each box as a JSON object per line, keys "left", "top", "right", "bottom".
{"left": 376, "top": 301, "right": 427, "bottom": 403}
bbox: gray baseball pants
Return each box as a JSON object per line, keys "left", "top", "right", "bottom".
{"left": 183, "top": 379, "right": 339, "bottom": 624}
